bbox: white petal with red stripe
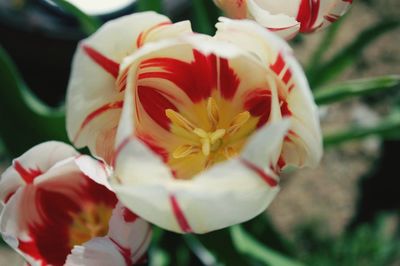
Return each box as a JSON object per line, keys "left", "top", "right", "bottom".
{"left": 215, "top": 18, "right": 322, "bottom": 169}
{"left": 66, "top": 12, "right": 192, "bottom": 163}
{"left": 213, "top": 0, "right": 353, "bottom": 39}
{"left": 0, "top": 142, "right": 118, "bottom": 266}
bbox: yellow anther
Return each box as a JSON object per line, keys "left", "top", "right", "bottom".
{"left": 227, "top": 111, "right": 251, "bottom": 135}
{"left": 223, "top": 146, "right": 238, "bottom": 159}
{"left": 200, "top": 138, "right": 211, "bottom": 156}
{"left": 193, "top": 128, "right": 208, "bottom": 139}
{"left": 173, "top": 144, "right": 199, "bottom": 159}
{"left": 207, "top": 97, "right": 220, "bottom": 129}
{"left": 210, "top": 129, "right": 226, "bottom": 144}
{"left": 165, "top": 109, "right": 196, "bottom": 132}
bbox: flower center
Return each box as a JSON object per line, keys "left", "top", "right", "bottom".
{"left": 166, "top": 97, "right": 252, "bottom": 170}
{"left": 68, "top": 203, "right": 113, "bottom": 248}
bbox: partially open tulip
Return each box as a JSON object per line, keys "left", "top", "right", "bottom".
{"left": 0, "top": 142, "right": 151, "bottom": 266}
{"left": 213, "top": 0, "right": 353, "bottom": 39}
{"left": 66, "top": 12, "right": 322, "bottom": 233}
{"left": 66, "top": 202, "right": 152, "bottom": 266}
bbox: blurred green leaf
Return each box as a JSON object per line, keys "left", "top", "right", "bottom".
{"left": 137, "top": 0, "right": 163, "bottom": 13}
{"left": 309, "top": 20, "right": 400, "bottom": 88}
{"left": 0, "top": 45, "right": 68, "bottom": 157}
{"left": 295, "top": 215, "right": 400, "bottom": 266}
{"left": 197, "top": 228, "right": 251, "bottom": 266}
{"left": 307, "top": 17, "right": 344, "bottom": 77}
{"left": 323, "top": 111, "right": 400, "bottom": 147}
{"left": 183, "top": 234, "right": 221, "bottom": 266}
{"left": 242, "top": 214, "right": 295, "bottom": 255}
{"left": 231, "top": 226, "right": 305, "bottom": 266}
{"left": 191, "top": 0, "right": 219, "bottom": 35}
{"left": 51, "top": 0, "right": 101, "bottom": 35}
{"left": 314, "top": 75, "right": 400, "bottom": 105}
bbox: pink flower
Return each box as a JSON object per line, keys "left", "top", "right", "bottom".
{"left": 213, "top": 0, "right": 353, "bottom": 39}
{"left": 0, "top": 141, "right": 151, "bottom": 266}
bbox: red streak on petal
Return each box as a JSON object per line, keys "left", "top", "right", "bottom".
{"left": 280, "top": 98, "right": 292, "bottom": 117}
{"left": 240, "top": 159, "right": 278, "bottom": 187}
{"left": 282, "top": 68, "right": 292, "bottom": 85}
{"left": 170, "top": 195, "right": 192, "bottom": 233}
{"left": 82, "top": 45, "right": 119, "bottom": 78}
{"left": 244, "top": 89, "right": 272, "bottom": 128}
{"left": 109, "top": 237, "right": 133, "bottom": 266}
{"left": 137, "top": 85, "right": 178, "bottom": 130}
{"left": 296, "top": 0, "right": 321, "bottom": 33}
{"left": 18, "top": 239, "right": 47, "bottom": 266}
{"left": 74, "top": 101, "right": 123, "bottom": 143}
{"left": 137, "top": 134, "right": 169, "bottom": 163}
{"left": 277, "top": 156, "right": 286, "bottom": 171}
{"left": 219, "top": 57, "right": 240, "bottom": 99}
{"left": 112, "top": 136, "right": 133, "bottom": 168}
{"left": 138, "top": 49, "right": 217, "bottom": 103}
{"left": 270, "top": 53, "right": 285, "bottom": 76}
{"left": 122, "top": 207, "right": 138, "bottom": 223}
{"left": 13, "top": 161, "right": 42, "bottom": 184}
{"left": 136, "top": 21, "right": 173, "bottom": 48}
{"left": 4, "top": 191, "right": 15, "bottom": 203}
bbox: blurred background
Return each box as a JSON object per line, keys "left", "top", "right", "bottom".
{"left": 0, "top": 0, "right": 399, "bottom": 265}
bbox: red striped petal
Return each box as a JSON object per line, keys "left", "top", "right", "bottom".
{"left": 137, "top": 85, "right": 178, "bottom": 130}
{"left": 82, "top": 45, "right": 120, "bottom": 79}
{"left": 74, "top": 101, "right": 123, "bottom": 143}
{"left": 240, "top": 158, "right": 278, "bottom": 187}
{"left": 13, "top": 160, "right": 42, "bottom": 184}
{"left": 170, "top": 195, "right": 192, "bottom": 233}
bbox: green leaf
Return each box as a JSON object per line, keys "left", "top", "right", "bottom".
{"left": 307, "top": 17, "right": 344, "bottom": 77}
{"left": 191, "top": 0, "right": 213, "bottom": 34}
{"left": 323, "top": 112, "right": 400, "bottom": 147}
{"left": 197, "top": 228, "right": 252, "bottom": 266}
{"left": 137, "top": 0, "right": 163, "bottom": 13}
{"left": 231, "top": 226, "right": 305, "bottom": 266}
{"left": 51, "top": 0, "right": 102, "bottom": 35}
{"left": 308, "top": 20, "right": 400, "bottom": 88}
{"left": 183, "top": 234, "right": 222, "bottom": 266}
{"left": 314, "top": 75, "right": 400, "bottom": 105}
{"left": 242, "top": 214, "right": 295, "bottom": 255}
{"left": 0, "top": 45, "right": 68, "bottom": 157}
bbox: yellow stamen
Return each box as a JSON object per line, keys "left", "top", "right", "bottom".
{"left": 210, "top": 129, "right": 226, "bottom": 144}
{"left": 223, "top": 146, "right": 238, "bottom": 159}
{"left": 166, "top": 109, "right": 196, "bottom": 132}
{"left": 200, "top": 138, "right": 211, "bottom": 156}
{"left": 193, "top": 128, "right": 209, "bottom": 139}
{"left": 227, "top": 111, "right": 251, "bottom": 135}
{"left": 173, "top": 144, "right": 199, "bottom": 159}
{"left": 207, "top": 97, "right": 220, "bottom": 129}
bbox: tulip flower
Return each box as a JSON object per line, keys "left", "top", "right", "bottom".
{"left": 213, "top": 0, "right": 353, "bottom": 39}
{"left": 0, "top": 142, "right": 151, "bottom": 266}
{"left": 66, "top": 12, "right": 322, "bottom": 233}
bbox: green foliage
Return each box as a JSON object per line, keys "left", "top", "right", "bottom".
{"left": 231, "top": 226, "right": 305, "bottom": 266}
{"left": 137, "top": 0, "right": 163, "bottom": 13}
{"left": 314, "top": 75, "right": 400, "bottom": 105}
{"left": 295, "top": 215, "right": 400, "bottom": 266}
{"left": 191, "top": 0, "right": 220, "bottom": 35}
{"left": 51, "top": 0, "right": 102, "bottom": 35}
{"left": 0, "top": 46, "right": 68, "bottom": 157}
{"left": 308, "top": 20, "right": 400, "bottom": 88}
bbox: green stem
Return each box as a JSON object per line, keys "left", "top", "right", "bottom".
{"left": 137, "top": 0, "right": 163, "bottom": 12}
